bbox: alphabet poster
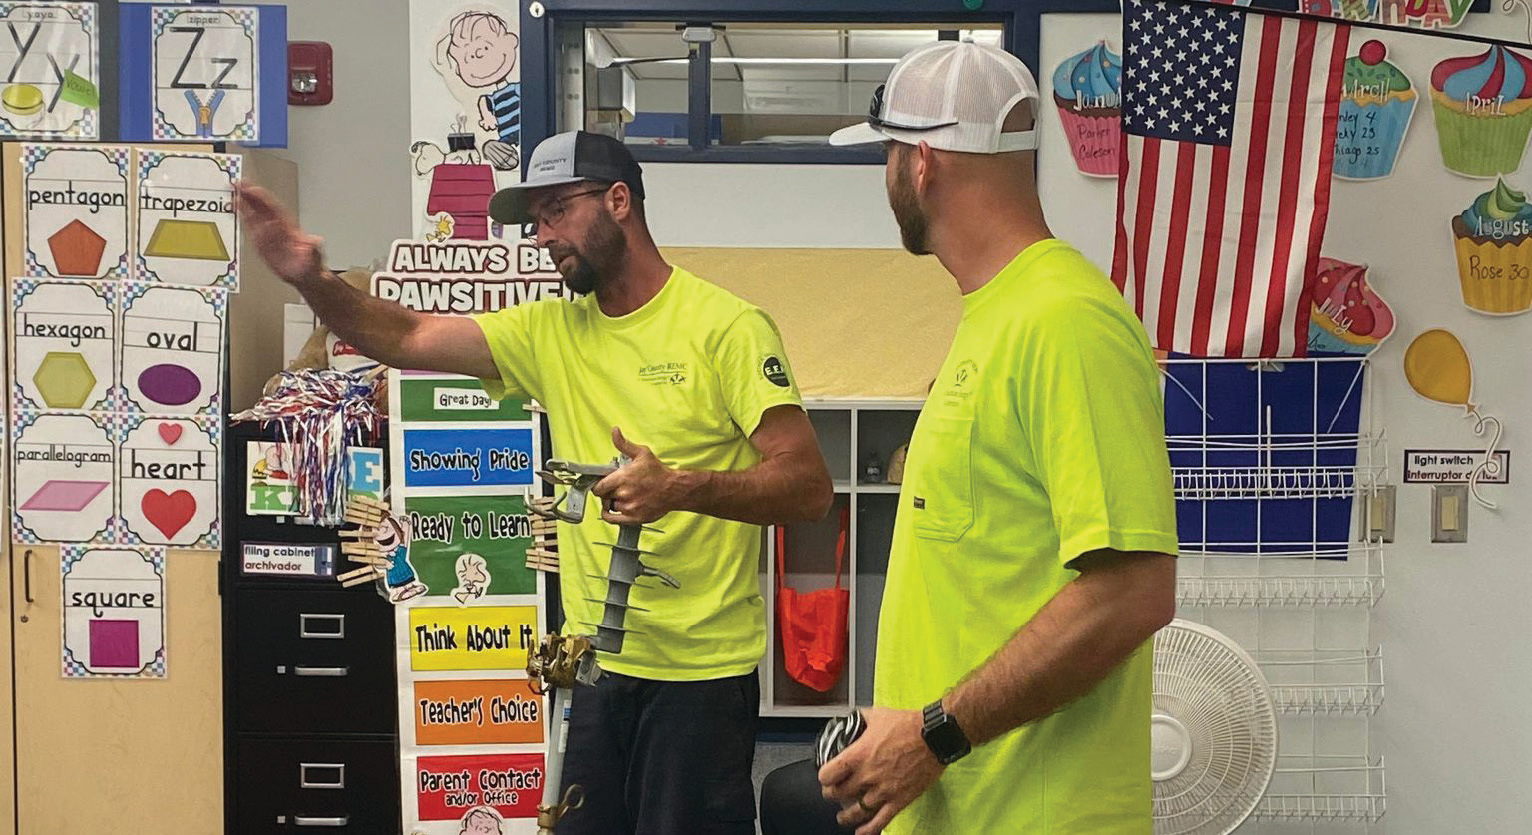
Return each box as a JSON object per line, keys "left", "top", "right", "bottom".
{"left": 21, "top": 144, "right": 130, "bottom": 279}
{"left": 150, "top": 5, "right": 259, "bottom": 142}
{"left": 119, "top": 283, "right": 225, "bottom": 417}
{"left": 0, "top": 2, "right": 100, "bottom": 140}
{"left": 61, "top": 546, "right": 166, "bottom": 679}
{"left": 136, "top": 150, "right": 239, "bottom": 289}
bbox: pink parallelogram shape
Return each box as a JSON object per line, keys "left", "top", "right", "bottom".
{"left": 20, "top": 480, "right": 109, "bottom": 512}
{"left": 89, "top": 620, "right": 140, "bottom": 668}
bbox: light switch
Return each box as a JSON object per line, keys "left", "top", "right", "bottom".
{"left": 1365, "top": 485, "right": 1395, "bottom": 543}
{"left": 1432, "top": 484, "right": 1468, "bottom": 543}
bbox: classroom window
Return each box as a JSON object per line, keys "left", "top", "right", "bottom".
{"left": 574, "top": 22, "right": 1004, "bottom": 161}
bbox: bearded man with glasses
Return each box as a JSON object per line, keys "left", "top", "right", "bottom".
{"left": 236, "top": 130, "right": 833, "bottom": 835}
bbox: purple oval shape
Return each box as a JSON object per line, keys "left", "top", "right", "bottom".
{"left": 139, "top": 364, "right": 201, "bottom": 406}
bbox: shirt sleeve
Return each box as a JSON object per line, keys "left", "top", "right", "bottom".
{"left": 1018, "top": 298, "right": 1180, "bottom": 567}
{"left": 713, "top": 307, "right": 805, "bottom": 437}
{"left": 472, "top": 304, "right": 543, "bottom": 403}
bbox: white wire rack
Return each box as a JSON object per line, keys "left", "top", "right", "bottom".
{"left": 1252, "top": 756, "right": 1387, "bottom": 823}
{"left": 1255, "top": 647, "right": 1385, "bottom": 717}
{"left": 1176, "top": 544, "right": 1385, "bottom": 609}
{"left": 1162, "top": 356, "right": 1385, "bottom": 557}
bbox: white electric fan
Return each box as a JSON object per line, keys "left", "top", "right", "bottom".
{"left": 1152, "top": 620, "right": 1278, "bottom": 835}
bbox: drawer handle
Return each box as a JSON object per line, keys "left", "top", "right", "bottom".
{"left": 300, "top": 763, "right": 346, "bottom": 789}
{"left": 293, "top": 666, "right": 349, "bottom": 677}
{"left": 294, "top": 816, "right": 348, "bottom": 827}
{"left": 300, "top": 613, "right": 346, "bottom": 639}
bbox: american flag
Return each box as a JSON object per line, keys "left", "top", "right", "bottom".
{"left": 1111, "top": 0, "right": 1351, "bottom": 358}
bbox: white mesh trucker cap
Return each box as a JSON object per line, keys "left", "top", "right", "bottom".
{"left": 829, "top": 40, "right": 1039, "bottom": 153}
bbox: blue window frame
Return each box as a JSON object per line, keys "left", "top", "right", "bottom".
{"left": 519, "top": 0, "right": 1122, "bottom": 165}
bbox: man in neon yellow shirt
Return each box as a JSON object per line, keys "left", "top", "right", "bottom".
{"left": 236, "top": 131, "right": 833, "bottom": 834}
{"left": 820, "top": 42, "right": 1179, "bottom": 834}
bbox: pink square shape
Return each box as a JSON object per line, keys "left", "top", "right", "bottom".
{"left": 89, "top": 620, "right": 140, "bottom": 668}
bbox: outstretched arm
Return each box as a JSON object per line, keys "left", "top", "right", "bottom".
{"left": 236, "top": 183, "right": 498, "bottom": 379}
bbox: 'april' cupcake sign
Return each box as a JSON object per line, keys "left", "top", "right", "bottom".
{"left": 1430, "top": 45, "right": 1532, "bottom": 178}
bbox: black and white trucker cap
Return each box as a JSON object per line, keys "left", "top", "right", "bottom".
{"left": 487, "top": 130, "right": 646, "bottom": 225}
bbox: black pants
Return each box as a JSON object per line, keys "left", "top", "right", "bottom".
{"left": 557, "top": 670, "right": 759, "bottom": 835}
{"left": 760, "top": 759, "right": 850, "bottom": 835}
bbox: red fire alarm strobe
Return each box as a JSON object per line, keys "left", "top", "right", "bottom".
{"left": 288, "top": 41, "right": 333, "bottom": 105}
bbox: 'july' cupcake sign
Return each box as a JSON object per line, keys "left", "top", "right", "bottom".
{"left": 1430, "top": 45, "right": 1532, "bottom": 178}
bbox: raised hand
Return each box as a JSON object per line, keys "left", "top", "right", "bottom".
{"left": 234, "top": 182, "right": 325, "bottom": 285}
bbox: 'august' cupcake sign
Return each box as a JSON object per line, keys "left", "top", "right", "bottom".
{"left": 1451, "top": 178, "right": 1532, "bottom": 315}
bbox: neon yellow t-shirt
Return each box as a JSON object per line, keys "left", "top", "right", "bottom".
{"left": 474, "top": 266, "right": 802, "bottom": 680}
{"left": 876, "top": 240, "right": 1179, "bottom": 834}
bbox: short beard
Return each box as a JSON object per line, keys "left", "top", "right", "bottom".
{"left": 560, "top": 209, "right": 628, "bottom": 295}
{"left": 889, "top": 147, "right": 930, "bottom": 256}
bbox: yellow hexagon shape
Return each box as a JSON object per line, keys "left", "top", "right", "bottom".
{"left": 34, "top": 351, "right": 97, "bottom": 409}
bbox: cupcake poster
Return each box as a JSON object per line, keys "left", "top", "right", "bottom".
{"left": 1334, "top": 40, "right": 1416, "bottom": 180}
{"left": 1052, "top": 40, "right": 1121, "bottom": 178}
{"left": 1430, "top": 45, "right": 1532, "bottom": 178}
{"left": 1308, "top": 258, "right": 1396, "bottom": 354}
{"left": 1450, "top": 178, "right": 1532, "bottom": 316}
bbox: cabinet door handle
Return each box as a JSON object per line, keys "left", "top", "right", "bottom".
{"left": 293, "top": 666, "right": 349, "bottom": 677}
{"left": 300, "top": 763, "right": 346, "bottom": 789}
{"left": 299, "top": 613, "right": 345, "bottom": 639}
{"left": 293, "top": 816, "right": 348, "bottom": 827}
{"left": 23, "top": 550, "right": 33, "bottom": 604}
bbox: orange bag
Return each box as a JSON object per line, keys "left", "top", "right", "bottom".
{"left": 776, "top": 507, "right": 850, "bottom": 692}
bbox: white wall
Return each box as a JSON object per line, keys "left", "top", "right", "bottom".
{"left": 245, "top": 0, "right": 414, "bottom": 268}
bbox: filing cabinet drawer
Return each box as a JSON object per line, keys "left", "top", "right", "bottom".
{"left": 234, "top": 588, "right": 396, "bottom": 734}
{"left": 235, "top": 738, "right": 400, "bottom": 835}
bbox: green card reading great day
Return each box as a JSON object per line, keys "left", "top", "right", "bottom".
{"left": 398, "top": 376, "right": 529, "bottom": 423}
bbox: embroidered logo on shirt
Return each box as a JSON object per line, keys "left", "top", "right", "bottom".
{"left": 762, "top": 356, "right": 791, "bottom": 388}
{"left": 942, "top": 360, "right": 978, "bottom": 406}
{"left": 639, "top": 362, "right": 689, "bottom": 385}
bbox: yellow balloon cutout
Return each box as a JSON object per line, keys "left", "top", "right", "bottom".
{"left": 1404, "top": 329, "right": 1474, "bottom": 409}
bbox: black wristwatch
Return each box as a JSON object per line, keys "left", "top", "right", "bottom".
{"left": 920, "top": 700, "right": 971, "bottom": 765}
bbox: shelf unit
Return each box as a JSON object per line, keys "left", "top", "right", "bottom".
{"left": 759, "top": 398, "right": 922, "bottom": 719}
{"left": 1165, "top": 356, "right": 1388, "bottom": 827}
{"left": 1253, "top": 756, "right": 1387, "bottom": 823}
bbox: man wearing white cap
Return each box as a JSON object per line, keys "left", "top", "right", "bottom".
{"left": 817, "top": 41, "right": 1178, "bottom": 834}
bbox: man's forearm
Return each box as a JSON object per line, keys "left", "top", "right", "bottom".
{"left": 943, "top": 553, "right": 1176, "bottom": 746}
{"left": 292, "top": 270, "right": 428, "bottom": 370}
{"left": 673, "top": 448, "right": 832, "bottom": 525}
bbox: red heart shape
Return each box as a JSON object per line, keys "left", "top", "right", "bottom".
{"left": 158, "top": 422, "right": 183, "bottom": 445}
{"left": 142, "top": 489, "right": 195, "bottom": 539}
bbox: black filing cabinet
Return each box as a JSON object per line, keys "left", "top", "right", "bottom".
{"left": 223, "top": 423, "right": 400, "bottom": 833}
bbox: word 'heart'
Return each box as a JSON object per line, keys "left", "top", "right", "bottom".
{"left": 143, "top": 489, "right": 195, "bottom": 539}
{"left": 158, "top": 423, "right": 183, "bottom": 445}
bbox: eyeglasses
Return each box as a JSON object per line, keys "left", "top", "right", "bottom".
{"left": 529, "top": 186, "right": 611, "bottom": 232}
{"left": 866, "top": 84, "right": 958, "bottom": 132}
